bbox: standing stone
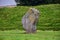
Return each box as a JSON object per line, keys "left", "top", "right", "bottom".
{"left": 22, "top": 8, "right": 39, "bottom": 33}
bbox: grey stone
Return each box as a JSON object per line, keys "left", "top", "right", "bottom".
{"left": 22, "top": 8, "right": 39, "bottom": 33}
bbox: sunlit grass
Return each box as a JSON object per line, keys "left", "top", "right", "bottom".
{"left": 0, "top": 4, "right": 60, "bottom": 30}
{"left": 0, "top": 30, "right": 60, "bottom": 40}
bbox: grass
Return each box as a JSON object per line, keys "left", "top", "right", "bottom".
{"left": 0, "top": 4, "right": 60, "bottom": 40}
{"left": 0, "top": 30, "right": 60, "bottom": 40}
{"left": 0, "top": 4, "right": 60, "bottom": 30}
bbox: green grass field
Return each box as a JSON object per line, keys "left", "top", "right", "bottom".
{"left": 0, "top": 30, "right": 60, "bottom": 40}
{"left": 0, "top": 4, "right": 60, "bottom": 40}
{"left": 0, "top": 4, "right": 60, "bottom": 30}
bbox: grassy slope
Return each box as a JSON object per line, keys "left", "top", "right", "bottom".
{"left": 0, "top": 30, "right": 60, "bottom": 40}
{"left": 0, "top": 4, "right": 60, "bottom": 30}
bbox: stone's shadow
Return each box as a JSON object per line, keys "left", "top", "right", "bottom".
{"left": 18, "top": 32, "right": 27, "bottom": 34}
{"left": 13, "top": 31, "right": 27, "bottom": 34}
{"left": 17, "top": 31, "right": 36, "bottom": 34}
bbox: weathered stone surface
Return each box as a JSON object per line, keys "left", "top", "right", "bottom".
{"left": 22, "top": 8, "right": 39, "bottom": 33}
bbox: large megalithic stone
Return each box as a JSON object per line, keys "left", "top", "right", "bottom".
{"left": 22, "top": 8, "right": 40, "bottom": 33}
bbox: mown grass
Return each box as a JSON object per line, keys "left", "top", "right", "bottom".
{"left": 0, "top": 30, "right": 60, "bottom": 40}
{"left": 0, "top": 4, "right": 60, "bottom": 30}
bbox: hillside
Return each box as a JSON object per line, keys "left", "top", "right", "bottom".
{"left": 0, "top": 4, "right": 60, "bottom": 30}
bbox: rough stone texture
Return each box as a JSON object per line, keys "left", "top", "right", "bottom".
{"left": 22, "top": 8, "right": 39, "bottom": 33}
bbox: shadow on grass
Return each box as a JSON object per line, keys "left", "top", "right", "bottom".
{"left": 0, "top": 37, "right": 3, "bottom": 40}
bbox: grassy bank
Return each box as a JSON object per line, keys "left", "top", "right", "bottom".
{"left": 0, "top": 4, "right": 60, "bottom": 30}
